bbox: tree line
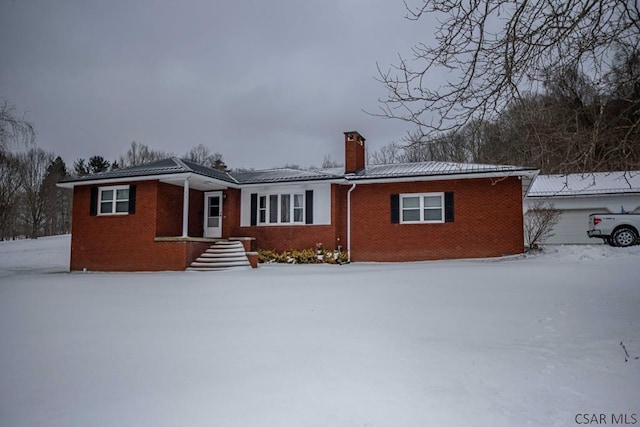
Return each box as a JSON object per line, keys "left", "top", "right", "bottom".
{"left": 371, "top": 50, "right": 640, "bottom": 174}
{"left": 0, "top": 100, "right": 229, "bottom": 240}
{"left": 373, "top": 0, "right": 640, "bottom": 174}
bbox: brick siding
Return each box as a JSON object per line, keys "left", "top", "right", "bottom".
{"left": 71, "top": 180, "right": 209, "bottom": 271}
{"left": 348, "top": 177, "right": 525, "bottom": 261}
{"left": 70, "top": 176, "right": 525, "bottom": 270}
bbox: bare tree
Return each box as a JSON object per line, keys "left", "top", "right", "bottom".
{"left": 0, "top": 151, "right": 22, "bottom": 239}
{"left": 376, "top": 0, "right": 640, "bottom": 171}
{"left": 321, "top": 155, "right": 342, "bottom": 168}
{"left": 183, "top": 144, "right": 229, "bottom": 171}
{"left": 0, "top": 100, "right": 35, "bottom": 151}
{"left": 119, "top": 141, "right": 170, "bottom": 167}
{"left": 0, "top": 100, "right": 36, "bottom": 239}
{"left": 524, "top": 201, "right": 561, "bottom": 250}
{"left": 18, "top": 147, "right": 54, "bottom": 238}
{"left": 369, "top": 142, "right": 405, "bottom": 165}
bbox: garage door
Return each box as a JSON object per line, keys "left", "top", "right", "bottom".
{"left": 545, "top": 208, "right": 607, "bottom": 244}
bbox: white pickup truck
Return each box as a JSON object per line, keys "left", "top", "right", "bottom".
{"left": 587, "top": 213, "right": 640, "bottom": 247}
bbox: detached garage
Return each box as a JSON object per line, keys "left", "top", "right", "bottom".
{"left": 525, "top": 172, "right": 640, "bottom": 244}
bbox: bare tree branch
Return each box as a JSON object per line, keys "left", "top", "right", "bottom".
{"left": 374, "top": 0, "right": 640, "bottom": 145}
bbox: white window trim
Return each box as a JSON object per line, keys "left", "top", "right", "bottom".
{"left": 258, "top": 192, "right": 305, "bottom": 225}
{"left": 400, "top": 192, "right": 445, "bottom": 224}
{"left": 98, "top": 185, "right": 130, "bottom": 216}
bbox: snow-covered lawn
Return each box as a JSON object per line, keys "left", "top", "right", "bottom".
{"left": 1, "top": 236, "right": 639, "bottom": 427}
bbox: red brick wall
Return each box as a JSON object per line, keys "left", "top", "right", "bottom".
{"left": 234, "top": 224, "right": 338, "bottom": 252}
{"left": 70, "top": 176, "right": 524, "bottom": 269}
{"left": 230, "top": 184, "right": 347, "bottom": 252}
{"left": 70, "top": 180, "right": 209, "bottom": 271}
{"left": 155, "top": 183, "right": 204, "bottom": 237}
{"left": 349, "top": 177, "right": 525, "bottom": 261}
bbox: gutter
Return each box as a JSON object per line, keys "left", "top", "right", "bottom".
{"left": 346, "top": 183, "right": 357, "bottom": 261}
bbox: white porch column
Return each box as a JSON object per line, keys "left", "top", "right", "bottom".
{"left": 182, "top": 177, "right": 190, "bottom": 237}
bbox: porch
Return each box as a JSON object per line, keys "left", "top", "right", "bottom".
{"left": 154, "top": 236, "right": 258, "bottom": 270}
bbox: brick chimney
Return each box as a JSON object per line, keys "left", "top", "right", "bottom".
{"left": 344, "top": 131, "right": 366, "bottom": 174}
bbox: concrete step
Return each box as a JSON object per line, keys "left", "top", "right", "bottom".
{"left": 188, "top": 240, "right": 252, "bottom": 271}
{"left": 189, "top": 260, "right": 251, "bottom": 268}
{"left": 196, "top": 254, "right": 247, "bottom": 264}
{"left": 206, "top": 242, "right": 244, "bottom": 248}
{"left": 204, "top": 247, "right": 246, "bottom": 254}
{"left": 199, "top": 252, "right": 248, "bottom": 258}
{"left": 187, "top": 266, "right": 252, "bottom": 272}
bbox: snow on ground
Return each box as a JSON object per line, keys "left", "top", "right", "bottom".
{"left": 0, "top": 236, "right": 639, "bottom": 427}
{"left": 0, "top": 235, "right": 70, "bottom": 277}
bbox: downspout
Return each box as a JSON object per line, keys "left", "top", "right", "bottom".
{"left": 182, "top": 176, "right": 190, "bottom": 237}
{"left": 346, "top": 183, "right": 357, "bottom": 261}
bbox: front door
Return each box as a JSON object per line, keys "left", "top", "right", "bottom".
{"left": 204, "top": 191, "right": 223, "bottom": 238}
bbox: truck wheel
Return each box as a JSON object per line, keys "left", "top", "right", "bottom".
{"left": 612, "top": 227, "right": 638, "bottom": 247}
{"left": 606, "top": 237, "right": 616, "bottom": 247}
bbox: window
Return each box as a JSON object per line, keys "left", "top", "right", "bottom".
{"left": 257, "top": 192, "right": 305, "bottom": 225}
{"left": 269, "top": 195, "right": 278, "bottom": 223}
{"left": 294, "top": 194, "right": 304, "bottom": 222}
{"left": 98, "top": 185, "right": 130, "bottom": 215}
{"left": 259, "top": 196, "right": 267, "bottom": 223}
{"left": 281, "top": 194, "right": 290, "bottom": 222}
{"left": 400, "top": 193, "right": 444, "bottom": 223}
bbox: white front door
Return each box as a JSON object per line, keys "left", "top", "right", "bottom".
{"left": 204, "top": 191, "right": 223, "bottom": 238}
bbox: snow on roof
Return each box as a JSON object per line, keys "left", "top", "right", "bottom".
{"left": 528, "top": 171, "right": 640, "bottom": 197}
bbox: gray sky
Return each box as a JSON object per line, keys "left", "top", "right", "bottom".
{"left": 0, "top": 0, "right": 434, "bottom": 170}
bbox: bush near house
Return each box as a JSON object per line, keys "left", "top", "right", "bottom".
{"left": 524, "top": 201, "right": 561, "bottom": 250}
{"left": 258, "top": 248, "right": 349, "bottom": 264}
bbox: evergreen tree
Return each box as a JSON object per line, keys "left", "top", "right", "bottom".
{"left": 88, "top": 155, "right": 110, "bottom": 173}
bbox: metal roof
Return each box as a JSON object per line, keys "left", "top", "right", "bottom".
{"left": 231, "top": 168, "right": 342, "bottom": 184}
{"left": 61, "top": 157, "right": 536, "bottom": 187}
{"left": 528, "top": 171, "right": 640, "bottom": 197}
{"left": 347, "top": 161, "right": 534, "bottom": 180}
{"left": 60, "top": 157, "right": 238, "bottom": 185}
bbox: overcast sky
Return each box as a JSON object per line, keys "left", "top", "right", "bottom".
{"left": 0, "top": 0, "right": 437, "bottom": 170}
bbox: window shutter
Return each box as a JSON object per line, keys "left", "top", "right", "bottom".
{"left": 444, "top": 192, "right": 454, "bottom": 222}
{"left": 390, "top": 194, "right": 399, "bottom": 223}
{"left": 305, "top": 190, "right": 313, "bottom": 224}
{"left": 128, "top": 184, "right": 137, "bottom": 214}
{"left": 250, "top": 193, "right": 258, "bottom": 226}
{"left": 90, "top": 187, "right": 98, "bottom": 216}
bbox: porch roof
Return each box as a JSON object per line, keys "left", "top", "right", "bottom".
{"left": 58, "top": 157, "right": 239, "bottom": 188}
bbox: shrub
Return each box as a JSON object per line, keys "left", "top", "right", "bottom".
{"left": 257, "top": 248, "right": 349, "bottom": 264}
{"left": 524, "top": 201, "right": 561, "bottom": 250}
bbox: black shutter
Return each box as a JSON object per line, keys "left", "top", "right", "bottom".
{"left": 305, "top": 190, "right": 313, "bottom": 224}
{"left": 390, "top": 194, "right": 400, "bottom": 223}
{"left": 128, "top": 184, "right": 137, "bottom": 214}
{"left": 90, "top": 187, "right": 98, "bottom": 216}
{"left": 444, "top": 192, "right": 454, "bottom": 222}
{"left": 250, "top": 193, "right": 257, "bottom": 226}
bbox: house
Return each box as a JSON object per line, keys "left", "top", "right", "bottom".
{"left": 58, "top": 131, "right": 538, "bottom": 271}
{"left": 524, "top": 172, "right": 640, "bottom": 244}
